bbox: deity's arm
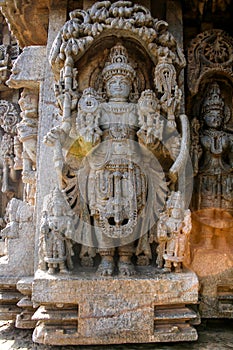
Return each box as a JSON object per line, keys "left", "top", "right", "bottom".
{"left": 229, "top": 133, "right": 233, "bottom": 167}
{"left": 168, "top": 114, "right": 190, "bottom": 183}
{"left": 157, "top": 213, "right": 168, "bottom": 242}
{"left": 182, "top": 209, "right": 192, "bottom": 236}
{"left": 190, "top": 117, "right": 202, "bottom": 176}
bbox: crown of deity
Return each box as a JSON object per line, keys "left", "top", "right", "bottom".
{"left": 167, "top": 191, "right": 184, "bottom": 210}
{"left": 202, "top": 82, "right": 224, "bottom": 115}
{"left": 102, "top": 43, "right": 136, "bottom": 82}
{"left": 47, "top": 187, "right": 71, "bottom": 216}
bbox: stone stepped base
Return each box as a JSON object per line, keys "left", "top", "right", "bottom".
{"left": 32, "top": 268, "right": 199, "bottom": 345}
{"left": 0, "top": 277, "right": 22, "bottom": 321}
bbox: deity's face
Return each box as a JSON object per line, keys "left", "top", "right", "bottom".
{"left": 171, "top": 207, "right": 183, "bottom": 220}
{"left": 106, "top": 75, "right": 131, "bottom": 100}
{"left": 204, "top": 110, "right": 222, "bottom": 129}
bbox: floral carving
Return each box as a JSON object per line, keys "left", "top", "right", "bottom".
{"left": 187, "top": 30, "right": 233, "bottom": 95}
{"left": 0, "top": 100, "right": 20, "bottom": 134}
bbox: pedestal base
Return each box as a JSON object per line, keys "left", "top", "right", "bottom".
{"left": 32, "top": 268, "right": 199, "bottom": 345}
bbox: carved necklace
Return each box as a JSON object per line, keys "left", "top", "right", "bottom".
{"left": 205, "top": 129, "right": 224, "bottom": 154}
{"left": 103, "top": 102, "right": 135, "bottom": 114}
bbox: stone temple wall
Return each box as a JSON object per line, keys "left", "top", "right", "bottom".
{"left": 0, "top": 0, "right": 232, "bottom": 346}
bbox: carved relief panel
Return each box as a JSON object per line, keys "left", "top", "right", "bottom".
{"left": 42, "top": 1, "right": 191, "bottom": 276}
{"left": 187, "top": 29, "right": 233, "bottom": 318}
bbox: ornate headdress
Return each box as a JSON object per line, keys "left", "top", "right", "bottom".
{"left": 46, "top": 187, "right": 72, "bottom": 216}
{"left": 102, "top": 43, "right": 136, "bottom": 83}
{"left": 201, "top": 82, "right": 224, "bottom": 116}
{"left": 166, "top": 191, "right": 184, "bottom": 210}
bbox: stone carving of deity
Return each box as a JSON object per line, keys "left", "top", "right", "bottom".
{"left": 44, "top": 23, "right": 189, "bottom": 276}
{"left": 192, "top": 82, "right": 233, "bottom": 211}
{"left": 39, "top": 187, "right": 74, "bottom": 274}
{"left": 72, "top": 44, "right": 167, "bottom": 276}
{"left": 157, "top": 191, "right": 191, "bottom": 272}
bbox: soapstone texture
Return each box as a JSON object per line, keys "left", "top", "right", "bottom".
{"left": 0, "top": 0, "right": 232, "bottom": 346}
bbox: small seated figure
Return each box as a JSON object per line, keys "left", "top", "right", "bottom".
{"left": 157, "top": 191, "right": 191, "bottom": 272}
{"left": 40, "top": 187, "right": 74, "bottom": 274}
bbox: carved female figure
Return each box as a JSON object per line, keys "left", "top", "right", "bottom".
{"left": 193, "top": 82, "right": 233, "bottom": 210}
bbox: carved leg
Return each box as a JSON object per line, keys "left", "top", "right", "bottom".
{"left": 163, "top": 259, "right": 172, "bottom": 272}
{"left": 175, "top": 262, "right": 182, "bottom": 273}
{"left": 118, "top": 244, "right": 136, "bottom": 276}
{"left": 47, "top": 263, "right": 55, "bottom": 274}
{"left": 59, "top": 261, "right": 68, "bottom": 274}
{"left": 97, "top": 249, "right": 115, "bottom": 276}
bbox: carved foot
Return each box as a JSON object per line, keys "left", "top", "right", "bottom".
{"left": 118, "top": 261, "right": 136, "bottom": 276}
{"left": 175, "top": 263, "right": 182, "bottom": 273}
{"left": 81, "top": 256, "right": 94, "bottom": 267}
{"left": 137, "top": 255, "right": 150, "bottom": 266}
{"left": 48, "top": 267, "right": 55, "bottom": 274}
{"left": 97, "top": 257, "right": 114, "bottom": 276}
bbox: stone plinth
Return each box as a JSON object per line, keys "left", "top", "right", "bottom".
{"left": 32, "top": 268, "right": 199, "bottom": 345}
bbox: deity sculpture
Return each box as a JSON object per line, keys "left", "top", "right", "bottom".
{"left": 191, "top": 82, "right": 233, "bottom": 211}
{"left": 0, "top": 100, "right": 21, "bottom": 198}
{"left": 17, "top": 88, "right": 38, "bottom": 205}
{"left": 157, "top": 191, "right": 191, "bottom": 272}
{"left": 45, "top": 14, "right": 190, "bottom": 277}
{"left": 40, "top": 187, "right": 74, "bottom": 274}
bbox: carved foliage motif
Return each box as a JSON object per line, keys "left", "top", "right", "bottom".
{"left": 188, "top": 30, "right": 233, "bottom": 95}
{"left": 50, "top": 1, "right": 185, "bottom": 73}
{"left": 0, "top": 100, "right": 20, "bottom": 134}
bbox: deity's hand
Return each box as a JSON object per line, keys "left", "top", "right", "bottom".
{"left": 44, "top": 125, "right": 68, "bottom": 147}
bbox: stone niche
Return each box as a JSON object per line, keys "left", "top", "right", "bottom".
{"left": 30, "top": 1, "right": 199, "bottom": 345}
{"left": 0, "top": 0, "right": 200, "bottom": 346}
{"left": 188, "top": 29, "right": 233, "bottom": 318}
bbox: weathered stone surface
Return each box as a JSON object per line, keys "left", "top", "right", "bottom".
{"left": 0, "top": 198, "right": 34, "bottom": 277}
{"left": 0, "top": 0, "right": 233, "bottom": 346}
{"left": 7, "top": 46, "right": 46, "bottom": 89}
{"left": 32, "top": 268, "right": 199, "bottom": 345}
{"left": 0, "top": 0, "right": 49, "bottom": 47}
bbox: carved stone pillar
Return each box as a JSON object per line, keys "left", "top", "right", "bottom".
{"left": 5, "top": 46, "right": 45, "bottom": 326}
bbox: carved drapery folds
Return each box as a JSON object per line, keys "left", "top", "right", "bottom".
{"left": 188, "top": 29, "right": 233, "bottom": 96}
{"left": 43, "top": 1, "right": 191, "bottom": 276}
